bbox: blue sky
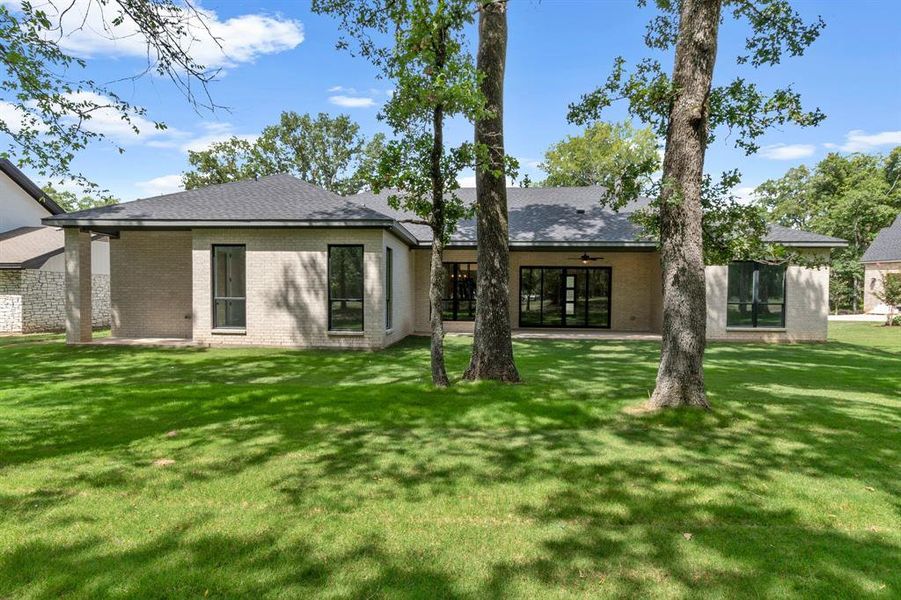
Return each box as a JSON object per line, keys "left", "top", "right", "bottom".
{"left": 8, "top": 0, "right": 901, "bottom": 202}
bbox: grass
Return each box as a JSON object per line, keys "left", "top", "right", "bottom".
{"left": 0, "top": 323, "right": 898, "bottom": 599}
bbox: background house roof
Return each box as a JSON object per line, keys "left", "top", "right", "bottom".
{"left": 861, "top": 214, "right": 901, "bottom": 263}
{"left": 45, "top": 174, "right": 395, "bottom": 225}
{"left": 0, "top": 226, "right": 65, "bottom": 269}
{"left": 0, "top": 159, "right": 65, "bottom": 216}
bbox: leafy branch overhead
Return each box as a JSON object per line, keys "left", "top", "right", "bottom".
{"left": 570, "top": 0, "right": 826, "bottom": 156}
{"left": 566, "top": 0, "right": 827, "bottom": 265}
{"left": 0, "top": 0, "right": 220, "bottom": 187}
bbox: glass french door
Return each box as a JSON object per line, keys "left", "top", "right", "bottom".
{"left": 519, "top": 266, "right": 611, "bottom": 328}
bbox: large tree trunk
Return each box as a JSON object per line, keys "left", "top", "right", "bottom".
{"left": 648, "top": 0, "right": 722, "bottom": 410}
{"left": 464, "top": 0, "right": 520, "bottom": 383}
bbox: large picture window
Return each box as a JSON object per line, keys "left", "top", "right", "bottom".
{"left": 386, "top": 247, "right": 393, "bottom": 330}
{"left": 212, "top": 245, "right": 246, "bottom": 329}
{"left": 727, "top": 262, "right": 786, "bottom": 328}
{"left": 329, "top": 245, "right": 364, "bottom": 331}
{"left": 519, "top": 266, "right": 611, "bottom": 328}
{"left": 442, "top": 262, "right": 477, "bottom": 321}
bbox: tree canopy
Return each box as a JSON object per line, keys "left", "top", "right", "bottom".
{"left": 540, "top": 121, "right": 659, "bottom": 194}
{"left": 183, "top": 112, "right": 385, "bottom": 194}
{"left": 42, "top": 183, "right": 118, "bottom": 213}
{"left": 756, "top": 147, "right": 901, "bottom": 311}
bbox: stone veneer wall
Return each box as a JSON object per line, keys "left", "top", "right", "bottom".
{"left": 0, "top": 271, "right": 24, "bottom": 333}
{"left": 0, "top": 270, "right": 110, "bottom": 333}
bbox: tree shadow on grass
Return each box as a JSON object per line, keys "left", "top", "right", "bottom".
{"left": 0, "top": 334, "right": 898, "bottom": 597}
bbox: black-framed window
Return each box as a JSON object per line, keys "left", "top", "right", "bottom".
{"left": 727, "top": 262, "right": 786, "bottom": 328}
{"left": 212, "top": 245, "right": 246, "bottom": 329}
{"left": 329, "top": 245, "right": 364, "bottom": 331}
{"left": 386, "top": 247, "right": 393, "bottom": 330}
{"left": 442, "top": 262, "right": 477, "bottom": 321}
{"left": 519, "top": 266, "right": 611, "bottom": 328}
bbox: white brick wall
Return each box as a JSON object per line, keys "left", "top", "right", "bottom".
{"left": 110, "top": 231, "right": 193, "bottom": 338}
{"left": 706, "top": 251, "right": 831, "bottom": 342}
{"left": 191, "top": 228, "right": 390, "bottom": 349}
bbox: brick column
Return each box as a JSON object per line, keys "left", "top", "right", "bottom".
{"left": 65, "top": 228, "right": 93, "bottom": 344}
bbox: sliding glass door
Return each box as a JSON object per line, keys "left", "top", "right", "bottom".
{"left": 519, "top": 266, "right": 611, "bottom": 328}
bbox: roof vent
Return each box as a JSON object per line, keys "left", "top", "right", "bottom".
{"left": 576, "top": 209, "right": 586, "bottom": 215}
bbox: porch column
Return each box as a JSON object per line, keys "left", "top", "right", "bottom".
{"left": 65, "top": 228, "right": 92, "bottom": 344}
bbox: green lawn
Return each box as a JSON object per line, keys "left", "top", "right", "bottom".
{"left": 1, "top": 323, "right": 898, "bottom": 599}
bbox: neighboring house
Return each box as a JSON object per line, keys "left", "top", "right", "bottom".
{"left": 861, "top": 213, "right": 901, "bottom": 313}
{"left": 44, "top": 174, "right": 846, "bottom": 347}
{"left": 0, "top": 160, "right": 110, "bottom": 333}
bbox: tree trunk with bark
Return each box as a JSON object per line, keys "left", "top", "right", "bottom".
{"left": 464, "top": 0, "right": 520, "bottom": 383}
{"left": 428, "top": 28, "right": 450, "bottom": 388}
{"left": 648, "top": 0, "right": 722, "bottom": 409}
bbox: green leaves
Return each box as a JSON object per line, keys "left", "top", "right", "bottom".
{"left": 755, "top": 148, "right": 901, "bottom": 310}
{"left": 183, "top": 112, "right": 385, "bottom": 194}
{"left": 540, "top": 121, "right": 660, "bottom": 203}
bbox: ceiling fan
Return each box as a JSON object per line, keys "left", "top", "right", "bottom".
{"left": 570, "top": 252, "right": 604, "bottom": 264}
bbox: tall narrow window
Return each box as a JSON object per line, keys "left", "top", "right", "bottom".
{"left": 329, "top": 245, "right": 364, "bottom": 331}
{"left": 727, "top": 262, "right": 786, "bottom": 328}
{"left": 386, "top": 247, "right": 393, "bottom": 330}
{"left": 212, "top": 245, "right": 246, "bottom": 329}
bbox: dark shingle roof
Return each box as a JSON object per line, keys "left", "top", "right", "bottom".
{"left": 43, "top": 176, "right": 846, "bottom": 248}
{"left": 45, "top": 174, "right": 394, "bottom": 225}
{"left": 861, "top": 214, "right": 901, "bottom": 262}
{"left": 763, "top": 224, "right": 847, "bottom": 246}
{"left": 354, "top": 187, "right": 654, "bottom": 246}
{"left": 355, "top": 187, "right": 845, "bottom": 247}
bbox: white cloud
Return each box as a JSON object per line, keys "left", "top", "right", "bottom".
{"left": 328, "top": 85, "right": 357, "bottom": 94}
{"left": 178, "top": 122, "right": 257, "bottom": 153}
{"left": 824, "top": 130, "right": 901, "bottom": 153}
{"left": 329, "top": 95, "right": 376, "bottom": 108}
{"left": 135, "top": 174, "right": 184, "bottom": 196}
{"left": 758, "top": 143, "right": 816, "bottom": 160}
{"left": 31, "top": 0, "right": 303, "bottom": 70}
{"left": 732, "top": 186, "right": 758, "bottom": 205}
{"left": 0, "top": 92, "right": 183, "bottom": 145}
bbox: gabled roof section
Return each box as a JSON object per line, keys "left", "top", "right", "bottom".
{"left": 861, "top": 214, "right": 901, "bottom": 263}
{"left": 0, "top": 159, "right": 65, "bottom": 215}
{"left": 45, "top": 174, "right": 395, "bottom": 226}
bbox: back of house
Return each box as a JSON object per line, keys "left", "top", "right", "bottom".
{"left": 44, "top": 174, "right": 846, "bottom": 347}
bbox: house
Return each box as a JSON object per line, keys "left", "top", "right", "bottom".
{"left": 43, "top": 174, "right": 846, "bottom": 347}
{"left": 0, "top": 160, "right": 110, "bottom": 333}
{"left": 861, "top": 213, "right": 901, "bottom": 313}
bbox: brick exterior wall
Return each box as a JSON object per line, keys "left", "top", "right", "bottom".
{"left": 97, "top": 228, "right": 834, "bottom": 346}
{"left": 110, "top": 231, "right": 193, "bottom": 338}
{"left": 191, "top": 228, "right": 389, "bottom": 349}
{"left": 706, "top": 250, "right": 831, "bottom": 342}
{"left": 0, "top": 269, "right": 109, "bottom": 333}
{"left": 412, "top": 248, "right": 664, "bottom": 334}
{"left": 863, "top": 262, "right": 901, "bottom": 312}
